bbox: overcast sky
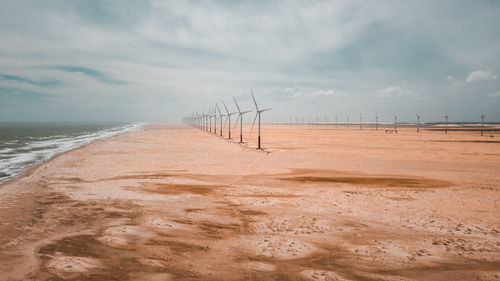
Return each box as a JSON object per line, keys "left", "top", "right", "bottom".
{"left": 1, "top": 0, "right": 499, "bottom": 122}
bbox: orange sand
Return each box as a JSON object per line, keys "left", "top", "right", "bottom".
{"left": 0, "top": 124, "right": 499, "bottom": 280}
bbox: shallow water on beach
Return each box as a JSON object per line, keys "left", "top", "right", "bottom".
{"left": 0, "top": 122, "right": 144, "bottom": 184}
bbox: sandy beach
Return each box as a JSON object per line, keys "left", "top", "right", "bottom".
{"left": 0, "top": 123, "right": 499, "bottom": 280}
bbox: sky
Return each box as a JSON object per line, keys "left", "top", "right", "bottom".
{"left": 1, "top": 0, "right": 499, "bottom": 123}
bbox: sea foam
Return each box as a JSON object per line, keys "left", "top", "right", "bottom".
{"left": 0, "top": 123, "right": 145, "bottom": 184}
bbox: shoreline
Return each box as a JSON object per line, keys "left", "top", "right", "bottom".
{"left": 0, "top": 124, "right": 499, "bottom": 280}
{"left": 0, "top": 123, "right": 147, "bottom": 190}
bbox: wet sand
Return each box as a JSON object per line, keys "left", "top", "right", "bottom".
{"left": 0, "top": 123, "right": 499, "bottom": 281}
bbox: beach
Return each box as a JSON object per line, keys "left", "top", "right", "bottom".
{"left": 0, "top": 123, "right": 499, "bottom": 280}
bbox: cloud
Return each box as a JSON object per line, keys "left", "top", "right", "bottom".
{"left": 0, "top": 1, "right": 500, "bottom": 121}
{"left": 465, "top": 70, "right": 498, "bottom": 82}
{"left": 269, "top": 87, "right": 349, "bottom": 101}
{"left": 0, "top": 86, "right": 49, "bottom": 100}
{"left": 309, "top": 89, "right": 350, "bottom": 98}
{"left": 488, "top": 91, "right": 500, "bottom": 98}
{"left": 376, "top": 86, "right": 412, "bottom": 98}
{"left": 1, "top": 74, "right": 61, "bottom": 87}
{"left": 49, "top": 66, "right": 129, "bottom": 85}
{"left": 270, "top": 86, "right": 302, "bottom": 100}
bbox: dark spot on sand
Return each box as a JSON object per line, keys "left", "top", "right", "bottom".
{"left": 184, "top": 208, "right": 205, "bottom": 213}
{"left": 239, "top": 209, "right": 268, "bottom": 216}
{"left": 282, "top": 176, "right": 450, "bottom": 188}
{"left": 134, "top": 183, "right": 229, "bottom": 196}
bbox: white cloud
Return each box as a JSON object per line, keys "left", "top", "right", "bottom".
{"left": 376, "top": 86, "right": 411, "bottom": 98}
{"left": 465, "top": 70, "right": 498, "bottom": 82}
{"left": 309, "top": 89, "right": 350, "bottom": 98}
{"left": 270, "top": 87, "right": 302, "bottom": 99}
{"left": 270, "top": 87, "right": 350, "bottom": 101}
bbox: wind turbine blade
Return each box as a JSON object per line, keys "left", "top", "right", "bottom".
{"left": 223, "top": 115, "right": 228, "bottom": 129}
{"left": 260, "top": 108, "right": 272, "bottom": 112}
{"left": 242, "top": 110, "right": 252, "bottom": 114}
{"left": 216, "top": 104, "right": 222, "bottom": 116}
{"left": 223, "top": 101, "right": 229, "bottom": 115}
{"left": 233, "top": 96, "right": 241, "bottom": 112}
{"left": 251, "top": 89, "right": 259, "bottom": 111}
{"left": 250, "top": 113, "right": 258, "bottom": 136}
{"left": 234, "top": 114, "right": 240, "bottom": 130}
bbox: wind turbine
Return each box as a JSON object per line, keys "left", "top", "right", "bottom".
{"left": 213, "top": 106, "right": 222, "bottom": 135}
{"left": 222, "top": 101, "right": 237, "bottom": 139}
{"left": 203, "top": 110, "right": 208, "bottom": 131}
{"left": 209, "top": 108, "right": 214, "bottom": 133}
{"left": 481, "top": 112, "right": 485, "bottom": 136}
{"left": 250, "top": 89, "right": 272, "bottom": 149}
{"left": 213, "top": 104, "right": 218, "bottom": 135}
{"left": 375, "top": 113, "right": 379, "bottom": 131}
{"left": 233, "top": 96, "right": 252, "bottom": 143}
{"left": 202, "top": 111, "right": 205, "bottom": 131}
{"left": 195, "top": 112, "right": 200, "bottom": 129}
{"left": 360, "top": 114, "right": 363, "bottom": 130}
{"left": 394, "top": 114, "right": 397, "bottom": 132}
{"left": 217, "top": 103, "right": 226, "bottom": 137}
{"left": 416, "top": 113, "right": 420, "bottom": 132}
{"left": 445, "top": 112, "right": 449, "bottom": 134}
{"left": 205, "top": 112, "right": 210, "bottom": 132}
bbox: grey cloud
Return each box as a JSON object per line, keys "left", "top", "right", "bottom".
{"left": 49, "top": 66, "right": 130, "bottom": 85}
{"left": 0, "top": 0, "right": 499, "bottom": 122}
{"left": 466, "top": 70, "right": 498, "bottom": 83}
{"left": 1, "top": 74, "right": 61, "bottom": 87}
{"left": 377, "top": 87, "right": 412, "bottom": 98}
{"left": 268, "top": 87, "right": 350, "bottom": 102}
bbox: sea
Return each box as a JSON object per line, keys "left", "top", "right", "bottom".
{"left": 0, "top": 122, "right": 145, "bottom": 184}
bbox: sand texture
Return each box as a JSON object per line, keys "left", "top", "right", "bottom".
{"left": 0, "top": 124, "right": 499, "bottom": 280}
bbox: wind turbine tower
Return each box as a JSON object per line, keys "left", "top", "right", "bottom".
{"left": 210, "top": 109, "right": 214, "bottom": 133}
{"left": 206, "top": 113, "right": 209, "bottom": 132}
{"left": 233, "top": 97, "right": 251, "bottom": 143}
{"left": 217, "top": 104, "right": 226, "bottom": 137}
{"left": 251, "top": 89, "right": 272, "bottom": 149}
{"left": 223, "top": 101, "right": 237, "bottom": 139}
{"left": 214, "top": 104, "right": 218, "bottom": 135}
{"left": 445, "top": 113, "right": 449, "bottom": 134}
{"left": 481, "top": 112, "right": 485, "bottom": 136}
{"left": 417, "top": 113, "right": 420, "bottom": 132}
{"left": 202, "top": 111, "right": 205, "bottom": 131}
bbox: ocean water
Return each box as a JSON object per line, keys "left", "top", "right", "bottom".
{"left": 0, "top": 122, "right": 145, "bottom": 184}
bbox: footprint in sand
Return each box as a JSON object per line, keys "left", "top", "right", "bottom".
{"left": 97, "top": 225, "right": 153, "bottom": 249}
{"left": 253, "top": 236, "right": 316, "bottom": 259}
{"left": 300, "top": 269, "right": 351, "bottom": 281}
{"left": 248, "top": 261, "right": 276, "bottom": 272}
{"left": 47, "top": 256, "right": 103, "bottom": 279}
